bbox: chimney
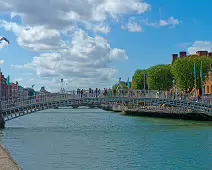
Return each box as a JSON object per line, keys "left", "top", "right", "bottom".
{"left": 196, "top": 51, "right": 208, "bottom": 56}
{"left": 172, "top": 54, "right": 178, "bottom": 64}
{"left": 179, "top": 51, "right": 187, "bottom": 58}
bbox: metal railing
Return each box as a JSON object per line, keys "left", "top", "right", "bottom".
{"left": 0, "top": 90, "right": 211, "bottom": 110}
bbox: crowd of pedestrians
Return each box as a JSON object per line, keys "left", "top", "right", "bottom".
{"left": 72, "top": 88, "right": 149, "bottom": 98}
{"left": 1, "top": 88, "right": 212, "bottom": 109}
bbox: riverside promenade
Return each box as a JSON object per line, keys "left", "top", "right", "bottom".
{"left": 0, "top": 144, "right": 22, "bottom": 170}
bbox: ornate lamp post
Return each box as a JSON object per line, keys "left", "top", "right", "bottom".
{"left": 172, "top": 79, "right": 175, "bottom": 99}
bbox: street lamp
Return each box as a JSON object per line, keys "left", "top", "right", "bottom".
{"left": 61, "top": 78, "right": 65, "bottom": 93}
{"left": 172, "top": 79, "right": 175, "bottom": 88}
{"left": 172, "top": 79, "right": 175, "bottom": 99}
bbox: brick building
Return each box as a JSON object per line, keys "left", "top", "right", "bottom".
{"left": 0, "top": 70, "right": 31, "bottom": 100}
{"left": 172, "top": 51, "right": 212, "bottom": 63}
{"left": 0, "top": 71, "right": 9, "bottom": 100}
{"left": 10, "top": 82, "right": 19, "bottom": 99}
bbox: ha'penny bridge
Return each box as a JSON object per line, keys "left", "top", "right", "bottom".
{"left": 0, "top": 90, "right": 212, "bottom": 128}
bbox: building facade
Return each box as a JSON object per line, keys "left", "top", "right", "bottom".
{"left": 205, "top": 71, "right": 212, "bottom": 94}
{"left": 9, "top": 82, "right": 19, "bottom": 99}
{"left": 0, "top": 71, "right": 9, "bottom": 100}
{"left": 0, "top": 70, "right": 33, "bottom": 100}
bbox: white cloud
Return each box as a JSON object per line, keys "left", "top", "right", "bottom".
{"left": 0, "top": 0, "right": 179, "bottom": 90}
{"left": 141, "top": 17, "right": 180, "bottom": 28}
{"left": 0, "top": 0, "right": 150, "bottom": 30}
{"left": 164, "top": 17, "right": 179, "bottom": 27}
{"left": 0, "top": 1, "right": 11, "bottom": 12}
{"left": 122, "top": 18, "right": 142, "bottom": 32}
{"left": 21, "top": 72, "right": 33, "bottom": 75}
{"left": 110, "top": 48, "right": 128, "bottom": 60}
{"left": 97, "top": 0, "right": 150, "bottom": 20}
{"left": 85, "top": 22, "right": 110, "bottom": 34}
{"left": 0, "top": 60, "right": 4, "bottom": 64}
{"left": 187, "top": 41, "right": 212, "bottom": 54}
{"left": 13, "top": 29, "right": 127, "bottom": 89}
{"left": 0, "top": 20, "right": 67, "bottom": 52}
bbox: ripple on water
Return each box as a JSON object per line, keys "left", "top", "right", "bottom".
{"left": 1, "top": 109, "right": 212, "bottom": 170}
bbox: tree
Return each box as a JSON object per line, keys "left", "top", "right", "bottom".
{"left": 112, "top": 82, "right": 128, "bottom": 90}
{"left": 132, "top": 69, "right": 147, "bottom": 90}
{"left": 172, "top": 56, "right": 212, "bottom": 92}
{"left": 147, "top": 64, "right": 174, "bottom": 91}
{"left": 27, "top": 88, "right": 35, "bottom": 97}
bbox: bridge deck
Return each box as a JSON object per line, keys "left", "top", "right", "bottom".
{"left": 0, "top": 95, "right": 211, "bottom": 122}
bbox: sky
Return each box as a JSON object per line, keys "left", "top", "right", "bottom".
{"left": 0, "top": 0, "right": 212, "bottom": 92}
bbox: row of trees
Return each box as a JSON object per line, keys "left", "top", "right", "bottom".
{"left": 132, "top": 56, "right": 212, "bottom": 93}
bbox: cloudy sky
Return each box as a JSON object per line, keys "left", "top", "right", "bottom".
{"left": 0, "top": 0, "right": 211, "bottom": 92}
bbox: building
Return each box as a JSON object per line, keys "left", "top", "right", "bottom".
{"left": 172, "top": 51, "right": 212, "bottom": 64}
{"left": 0, "top": 71, "right": 9, "bottom": 100}
{"left": 40, "top": 86, "right": 50, "bottom": 94}
{"left": 20, "top": 87, "right": 29, "bottom": 99}
{"left": 10, "top": 82, "right": 19, "bottom": 99}
{"left": 172, "top": 50, "right": 212, "bottom": 95}
{"left": 205, "top": 71, "right": 212, "bottom": 94}
{"left": 0, "top": 70, "right": 32, "bottom": 100}
{"left": 0, "top": 70, "right": 53, "bottom": 100}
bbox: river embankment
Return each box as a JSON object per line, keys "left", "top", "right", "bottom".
{"left": 0, "top": 144, "right": 22, "bottom": 169}
{"left": 101, "top": 103, "right": 212, "bottom": 121}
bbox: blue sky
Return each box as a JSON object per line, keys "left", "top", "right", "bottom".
{"left": 0, "top": 0, "right": 211, "bottom": 91}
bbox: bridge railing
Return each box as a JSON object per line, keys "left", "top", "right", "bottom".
{"left": 0, "top": 90, "right": 153, "bottom": 109}
{"left": 1, "top": 90, "right": 212, "bottom": 110}
{"left": 64, "top": 90, "right": 172, "bottom": 99}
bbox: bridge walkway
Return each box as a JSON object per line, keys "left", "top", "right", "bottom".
{"left": 0, "top": 92, "right": 211, "bottom": 122}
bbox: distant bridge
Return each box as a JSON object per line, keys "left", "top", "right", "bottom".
{"left": 0, "top": 90, "right": 212, "bottom": 127}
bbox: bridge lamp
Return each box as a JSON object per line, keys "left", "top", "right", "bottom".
{"left": 172, "top": 79, "right": 176, "bottom": 98}
{"left": 61, "top": 78, "right": 65, "bottom": 93}
{"left": 172, "top": 79, "right": 175, "bottom": 88}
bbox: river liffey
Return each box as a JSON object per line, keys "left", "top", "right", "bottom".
{"left": 1, "top": 108, "right": 212, "bottom": 169}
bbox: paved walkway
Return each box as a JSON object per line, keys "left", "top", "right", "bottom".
{"left": 0, "top": 144, "right": 22, "bottom": 170}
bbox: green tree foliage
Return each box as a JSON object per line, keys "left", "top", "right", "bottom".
{"left": 172, "top": 56, "right": 212, "bottom": 92}
{"left": 112, "top": 82, "right": 128, "bottom": 90}
{"left": 147, "top": 64, "right": 174, "bottom": 91}
{"left": 132, "top": 69, "right": 146, "bottom": 90}
{"left": 27, "top": 88, "right": 35, "bottom": 97}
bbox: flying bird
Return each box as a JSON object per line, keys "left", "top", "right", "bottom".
{"left": 0, "top": 37, "right": 10, "bottom": 44}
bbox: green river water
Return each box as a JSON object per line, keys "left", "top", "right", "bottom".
{"left": 0, "top": 108, "right": 212, "bottom": 170}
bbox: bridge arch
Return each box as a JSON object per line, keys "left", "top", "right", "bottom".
{"left": 0, "top": 91, "right": 211, "bottom": 128}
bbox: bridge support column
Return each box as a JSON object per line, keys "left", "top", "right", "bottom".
{"left": 0, "top": 114, "right": 5, "bottom": 129}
